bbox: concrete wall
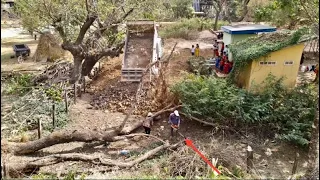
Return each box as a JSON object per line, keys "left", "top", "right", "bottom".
{"left": 240, "top": 44, "right": 305, "bottom": 90}
{"left": 222, "top": 32, "right": 232, "bottom": 46}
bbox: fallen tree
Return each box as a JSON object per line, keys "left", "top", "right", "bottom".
{"left": 4, "top": 138, "right": 184, "bottom": 178}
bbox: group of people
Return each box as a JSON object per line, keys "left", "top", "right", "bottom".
{"left": 213, "top": 40, "right": 233, "bottom": 74}
{"left": 191, "top": 44, "right": 200, "bottom": 57}
{"left": 190, "top": 40, "right": 233, "bottom": 74}
{"left": 142, "top": 110, "right": 181, "bottom": 138}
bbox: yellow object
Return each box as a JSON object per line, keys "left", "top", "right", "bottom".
{"left": 195, "top": 47, "right": 200, "bottom": 57}
{"left": 237, "top": 43, "right": 304, "bottom": 90}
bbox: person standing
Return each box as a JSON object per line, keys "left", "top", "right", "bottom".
{"left": 220, "top": 42, "right": 225, "bottom": 56}
{"left": 213, "top": 40, "right": 219, "bottom": 58}
{"left": 191, "top": 45, "right": 195, "bottom": 56}
{"left": 195, "top": 44, "right": 200, "bottom": 57}
{"left": 168, "top": 110, "right": 181, "bottom": 137}
{"left": 142, "top": 112, "right": 153, "bottom": 134}
{"left": 224, "top": 45, "right": 229, "bottom": 55}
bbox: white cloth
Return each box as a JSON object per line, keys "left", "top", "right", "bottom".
{"left": 191, "top": 48, "right": 195, "bottom": 53}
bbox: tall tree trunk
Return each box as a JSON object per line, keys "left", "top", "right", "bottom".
{"left": 81, "top": 56, "right": 99, "bottom": 76}
{"left": 213, "top": 10, "right": 220, "bottom": 31}
{"left": 71, "top": 56, "right": 84, "bottom": 84}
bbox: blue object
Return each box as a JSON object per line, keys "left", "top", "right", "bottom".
{"left": 221, "top": 24, "right": 276, "bottom": 34}
{"left": 215, "top": 58, "right": 221, "bottom": 69}
{"left": 120, "top": 150, "right": 130, "bottom": 155}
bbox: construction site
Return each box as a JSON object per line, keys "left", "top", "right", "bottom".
{"left": 1, "top": 0, "right": 319, "bottom": 179}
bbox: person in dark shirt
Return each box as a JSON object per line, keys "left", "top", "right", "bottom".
{"left": 142, "top": 112, "right": 153, "bottom": 134}
{"left": 168, "top": 110, "right": 181, "bottom": 137}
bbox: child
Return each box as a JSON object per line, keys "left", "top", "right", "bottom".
{"left": 191, "top": 45, "right": 195, "bottom": 56}
{"left": 195, "top": 44, "right": 200, "bottom": 57}
{"left": 219, "top": 58, "right": 225, "bottom": 72}
{"left": 142, "top": 112, "right": 153, "bottom": 134}
{"left": 223, "top": 60, "right": 231, "bottom": 74}
{"left": 215, "top": 56, "right": 221, "bottom": 69}
{"left": 220, "top": 42, "right": 224, "bottom": 56}
{"left": 213, "top": 40, "right": 219, "bottom": 57}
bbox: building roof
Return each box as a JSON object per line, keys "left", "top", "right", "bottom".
{"left": 221, "top": 24, "right": 276, "bottom": 34}
{"left": 227, "top": 28, "right": 316, "bottom": 80}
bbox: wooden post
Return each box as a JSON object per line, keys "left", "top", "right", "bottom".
{"left": 37, "top": 118, "right": 42, "bottom": 139}
{"left": 247, "top": 145, "right": 253, "bottom": 173}
{"left": 52, "top": 100, "right": 56, "bottom": 129}
{"left": 2, "top": 158, "right": 8, "bottom": 179}
{"left": 292, "top": 152, "right": 300, "bottom": 175}
{"left": 64, "top": 89, "right": 68, "bottom": 113}
{"left": 98, "top": 62, "right": 101, "bottom": 72}
{"left": 78, "top": 83, "right": 82, "bottom": 98}
{"left": 83, "top": 76, "right": 86, "bottom": 93}
{"left": 73, "top": 83, "right": 77, "bottom": 104}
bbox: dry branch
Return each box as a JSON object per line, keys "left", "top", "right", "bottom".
{"left": 2, "top": 105, "right": 181, "bottom": 155}
{"left": 120, "top": 105, "right": 182, "bottom": 134}
{"left": 5, "top": 141, "right": 183, "bottom": 177}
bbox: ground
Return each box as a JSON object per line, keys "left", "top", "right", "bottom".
{"left": 1, "top": 22, "right": 318, "bottom": 179}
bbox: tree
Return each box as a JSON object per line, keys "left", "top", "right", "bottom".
{"left": 253, "top": 0, "right": 319, "bottom": 29}
{"left": 212, "top": 0, "right": 226, "bottom": 30}
{"left": 14, "top": 0, "right": 170, "bottom": 84}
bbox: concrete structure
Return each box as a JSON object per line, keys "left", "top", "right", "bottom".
{"left": 237, "top": 44, "right": 305, "bottom": 90}
{"left": 221, "top": 24, "right": 276, "bottom": 61}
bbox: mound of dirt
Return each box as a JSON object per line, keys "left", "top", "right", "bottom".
{"left": 32, "top": 33, "right": 69, "bottom": 62}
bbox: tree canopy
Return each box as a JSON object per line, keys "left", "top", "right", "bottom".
{"left": 14, "top": 0, "right": 178, "bottom": 83}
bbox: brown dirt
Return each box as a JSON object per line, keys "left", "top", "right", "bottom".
{"left": 2, "top": 30, "right": 313, "bottom": 179}
{"left": 124, "top": 32, "right": 153, "bottom": 68}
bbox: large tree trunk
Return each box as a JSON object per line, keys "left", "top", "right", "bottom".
{"left": 72, "top": 56, "right": 84, "bottom": 84}
{"left": 81, "top": 56, "right": 99, "bottom": 76}
{"left": 213, "top": 10, "right": 221, "bottom": 31}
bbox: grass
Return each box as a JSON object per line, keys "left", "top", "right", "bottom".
{"left": 159, "top": 18, "right": 229, "bottom": 40}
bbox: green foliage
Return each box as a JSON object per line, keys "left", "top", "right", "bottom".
{"left": 45, "top": 85, "right": 63, "bottom": 102}
{"left": 172, "top": 74, "right": 317, "bottom": 146}
{"left": 159, "top": 18, "right": 228, "bottom": 39}
{"left": 253, "top": 0, "right": 319, "bottom": 28}
{"left": 228, "top": 28, "right": 311, "bottom": 82}
{"left": 4, "top": 73, "right": 33, "bottom": 95}
{"left": 187, "top": 56, "right": 212, "bottom": 75}
{"left": 171, "top": 0, "right": 194, "bottom": 19}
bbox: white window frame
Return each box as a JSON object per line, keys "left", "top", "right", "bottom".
{"left": 284, "top": 61, "right": 294, "bottom": 65}
{"left": 259, "top": 61, "right": 276, "bottom": 66}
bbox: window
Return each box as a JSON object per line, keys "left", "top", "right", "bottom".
{"left": 259, "top": 61, "right": 276, "bottom": 66}
{"left": 284, "top": 61, "right": 294, "bottom": 65}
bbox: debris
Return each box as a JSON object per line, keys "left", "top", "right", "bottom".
{"left": 254, "top": 153, "right": 261, "bottom": 160}
{"left": 265, "top": 148, "right": 272, "bottom": 156}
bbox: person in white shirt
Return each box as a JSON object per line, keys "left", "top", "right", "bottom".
{"left": 191, "top": 45, "right": 195, "bottom": 56}
{"left": 224, "top": 45, "right": 229, "bottom": 55}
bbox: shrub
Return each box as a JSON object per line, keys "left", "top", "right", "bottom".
{"left": 4, "top": 73, "right": 33, "bottom": 95}
{"left": 171, "top": 74, "right": 317, "bottom": 146}
{"left": 159, "top": 18, "right": 228, "bottom": 40}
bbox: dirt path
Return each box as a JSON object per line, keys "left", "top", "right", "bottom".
{"left": 1, "top": 26, "right": 48, "bottom": 72}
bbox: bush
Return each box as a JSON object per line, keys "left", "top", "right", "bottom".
{"left": 159, "top": 18, "right": 228, "bottom": 39}
{"left": 171, "top": 74, "right": 317, "bottom": 146}
{"left": 4, "top": 73, "right": 33, "bottom": 95}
